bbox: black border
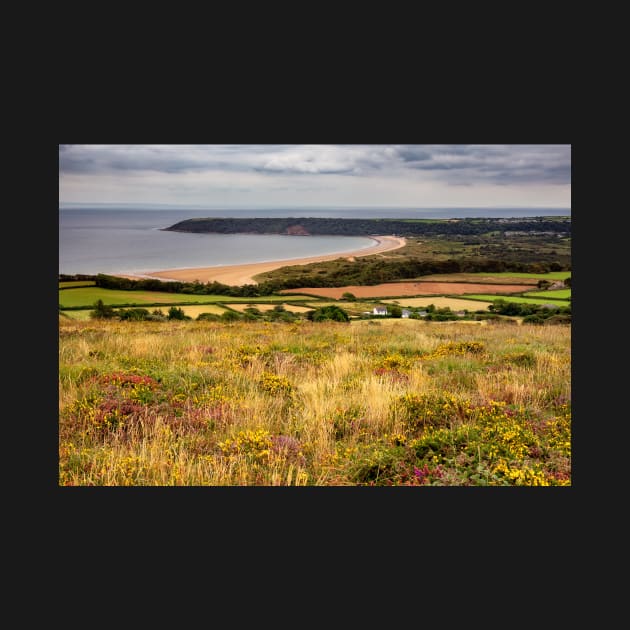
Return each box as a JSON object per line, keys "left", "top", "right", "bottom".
{"left": 53, "top": 93, "right": 577, "bottom": 552}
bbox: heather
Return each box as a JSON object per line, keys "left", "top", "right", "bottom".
{"left": 59, "top": 317, "right": 570, "bottom": 486}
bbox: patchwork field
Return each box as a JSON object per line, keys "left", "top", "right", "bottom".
{"left": 522, "top": 289, "right": 571, "bottom": 300}
{"left": 61, "top": 304, "right": 229, "bottom": 320}
{"left": 382, "top": 297, "right": 493, "bottom": 311}
{"left": 464, "top": 295, "right": 571, "bottom": 307}
{"left": 226, "top": 303, "right": 314, "bottom": 313}
{"left": 305, "top": 301, "right": 386, "bottom": 314}
{"left": 162, "top": 304, "right": 227, "bottom": 318}
{"left": 59, "top": 287, "right": 312, "bottom": 309}
{"left": 60, "top": 310, "right": 93, "bottom": 321}
{"left": 281, "top": 282, "right": 533, "bottom": 300}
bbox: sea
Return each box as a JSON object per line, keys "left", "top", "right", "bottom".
{"left": 59, "top": 206, "right": 571, "bottom": 277}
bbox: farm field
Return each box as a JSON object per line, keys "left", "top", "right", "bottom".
{"left": 60, "top": 310, "right": 92, "bottom": 321}
{"left": 154, "top": 304, "right": 227, "bottom": 318}
{"left": 522, "top": 289, "right": 571, "bottom": 300}
{"left": 464, "top": 295, "right": 571, "bottom": 307}
{"left": 305, "top": 301, "right": 386, "bottom": 315}
{"left": 382, "top": 297, "right": 493, "bottom": 311}
{"left": 226, "top": 303, "right": 314, "bottom": 313}
{"left": 61, "top": 303, "right": 229, "bottom": 320}
{"left": 351, "top": 318, "right": 488, "bottom": 327}
{"left": 281, "top": 282, "right": 533, "bottom": 300}
{"left": 59, "top": 317, "right": 571, "bottom": 486}
{"left": 59, "top": 287, "right": 312, "bottom": 309}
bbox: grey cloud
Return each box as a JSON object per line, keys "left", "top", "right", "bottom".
{"left": 58, "top": 145, "right": 292, "bottom": 175}
{"left": 395, "top": 148, "right": 432, "bottom": 162}
{"left": 58, "top": 144, "right": 571, "bottom": 186}
{"left": 395, "top": 144, "right": 571, "bottom": 185}
{"left": 60, "top": 146, "right": 221, "bottom": 174}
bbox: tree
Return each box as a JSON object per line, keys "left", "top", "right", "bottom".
{"left": 389, "top": 305, "right": 402, "bottom": 318}
{"left": 167, "top": 306, "right": 189, "bottom": 320}
{"left": 341, "top": 292, "right": 357, "bottom": 301}
{"left": 90, "top": 299, "right": 117, "bottom": 319}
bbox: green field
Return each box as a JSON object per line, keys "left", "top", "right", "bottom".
{"left": 60, "top": 310, "right": 93, "bottom": 321}
{"left": 522, "top": 289, "right": 571, "bottom": 299}
{"left": 59, "top": 287, "right": 312, "bottom": 309}
{"left": 463, "top": 295, "right": 571, "bottom": 307}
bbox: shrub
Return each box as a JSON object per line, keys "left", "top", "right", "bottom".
{"left": 197, "top": 312, "right": 221, "bottom": 321}
{"left": 167, "top": 306, "right": 189, "bottom": 320}
{"left": 522, "top": 314, "right": 545, "bottom": 325}
{"left": 118, "top": 308, "right": 151, "bottom": 321}
{"left": 308, "top": 305, "right": 350, "bottom": 322}
{"left": 220, "top": 310, "right": 241, "bottom": 322}
{"left": 544, "top": 314, "right": 571, "bottom": 325}
{"left": 90, "top": 299, "right": 117, "bottom": 319}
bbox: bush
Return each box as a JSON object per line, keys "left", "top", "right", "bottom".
{"left": 167, "top": 306, "right": 190, "bottom": 320}
{"left": 522, "top": 314, "right": 545, "bottom": 325}
{"left": 544, "top": 314, "right": 571, "bottom": 325}
{"left": 90, "top": 299, "right": 117, "bottom": 319}
{"left": 118, "top": 308, "right": 151, "bottom": 321}
{"left": 197, "top": 312, "right": 221, "bottom": 321}
{"left": 220, "top": 310, "right": 240, "bottom": 322}
{"left": 308, "top": 305, "right": 350, "bottom": 322}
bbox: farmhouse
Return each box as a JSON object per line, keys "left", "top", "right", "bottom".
{"left": 373, "top": 306, "right": 388, "bottom": 316}
{"left": 401, "top": 309, "right": 411, "bottom": 318}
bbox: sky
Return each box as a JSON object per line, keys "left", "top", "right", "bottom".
{"left": 59, "top": 144, "right": 571, "bottom": 209}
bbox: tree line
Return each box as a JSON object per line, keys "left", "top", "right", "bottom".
{"left": 165, "top": 216, "right": 571, "bottom": 238}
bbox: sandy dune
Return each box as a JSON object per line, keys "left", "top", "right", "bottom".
{"left": 130, "top": 236, "right": 406, "bottom": 286}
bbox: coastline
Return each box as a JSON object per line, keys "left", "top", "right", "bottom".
{"left": 120, "top": 235, "right": 407, "bottom": 286}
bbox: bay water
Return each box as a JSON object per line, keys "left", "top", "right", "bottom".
{"left": 59, "top": 207, "right": 570, "bottom": 276}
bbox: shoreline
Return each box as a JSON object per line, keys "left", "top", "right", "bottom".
{"left": 118, "top": 235, "right": 407, "bottom": 286}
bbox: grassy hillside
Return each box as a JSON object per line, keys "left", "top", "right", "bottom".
{"left": 59, "top": 317, "right": 571, "bottom": 486}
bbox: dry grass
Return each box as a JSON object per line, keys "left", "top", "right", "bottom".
{"left": 59, "top": 317, "right": 571, "bottom": 486}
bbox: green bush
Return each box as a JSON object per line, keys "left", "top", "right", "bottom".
{"left": 90, "top": 299, "right": 117, "bottom": 319}
{"left": 167, "top": 306, "right": 190, "bottom": 320}
{"left": 308, "top": 305, "right": 350, "bottom": 322}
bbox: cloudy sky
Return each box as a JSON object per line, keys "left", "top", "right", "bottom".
{"left": 59, "top": 144, "right": 571, "bottom": 208}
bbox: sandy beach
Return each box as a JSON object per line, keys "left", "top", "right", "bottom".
{"left": 129, "top": 235, "right": 406, "bottom": 286}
